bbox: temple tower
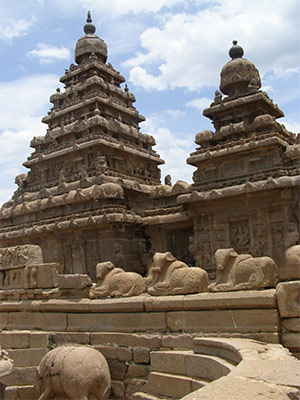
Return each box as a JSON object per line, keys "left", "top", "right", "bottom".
{"left": 182, "top": 41, "right": 300, "bottom": 275}
{"left": 0, "top": 13, "right": 164, "bottom": 277}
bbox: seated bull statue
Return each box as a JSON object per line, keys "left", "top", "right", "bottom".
{"left": 36, "top": 346, "right": 110, "bottom": 400}
{"left": 145, "top": 252, "right": 208, "bottom": 296}
{"left": 89, "top": 261, "right": 146, "bottom": 298}
{"left": 209, "top": 248, "right": 279, "bottom": 292}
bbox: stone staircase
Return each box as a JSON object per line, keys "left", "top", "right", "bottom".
{"left": 0, "top": 335, "right": 46, "bottom": 400}
{"left": 132, "top": 341, "right": 237, "bottom": 400}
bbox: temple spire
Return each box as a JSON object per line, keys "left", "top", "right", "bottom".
{"left": 84, "top": 10, "right": 96, "bottom": 35}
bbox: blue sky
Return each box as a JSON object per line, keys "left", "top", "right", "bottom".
{"left": 0, "top": 0, "right": 299, "bottom": 206}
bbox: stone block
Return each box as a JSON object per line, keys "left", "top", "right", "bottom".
{"left": 96, "top": 345, "right": 118, "bottom": 360}
{"left": 0, "top": 312, "right": 8, "bottom": 329}
{"left": 19, "top": 300, "right": 41, "bottom": 311}
{"left": 39, "top": 298, "right": 90, "bottom": 312}
{"left": 144, "top": 372, "right": 193, "bottom": 398}
{"left": 111, "top": 380, "right": 125, "bottom": 400}
{"left": 150, "top": 351, "right": 187, "bottom": 375}
{"left": 1, "top": 366, "right": 37, "bottom": 386}
{"left": 67, "top": 312, "right": 166, "bottom": 332}
{"left": 28, "top": 263, "right": 59, "bottom": 289}
{"left": 49, "top": 332, "right": 90, "bottom": 346}
{"left": 90, "top": 332, "right": 161, "bottom": 349}
{"left": 144, "top": 295, "right": 184, "bottom": 311}
{"left": 133, "top": 347, "right": 150, "bottom": 364}
{"left": 240, "top": 332, "right": 280, "bottom": 344}
{"left": 277, "top": 281, "right": 300, "bottom": 318}
{"left": 185, "top": 353, "right": 233, "bottom": 381}
{"left": 107, "top": 359, "right": 127, "bottom": 380}
{"left": 88, "top": 297, "right": 145, "bottom": 312}
{"left": 162, "top": 334, "right": 194, "bottom": 350}
{"left": 0, "top": 331, "right": 30, "bottom": 349}
{"left": 0, "top": 301, "right": 23, "bottom": 312}
{"left": 282, "top": 333, "right": 300, "bottom": 351}
{"left": 30, "top": 332, "right": 49, "bottom": 348}
{"left": 8, "top": 311, "right": 67, "bottom": 331}
{"left": 58, "top": 273, "right": 92, "bottom": 289}
{"left": 128, "top": 364, "right": 150, "bottom": 378}
{"left": 183, "top": 289, "right": 276, "bottom": 310}
{"left": 0, "top": 245, "right": 43, "bottom": 269}
{"left": 166, "top": 309, "right": 279, "bottom": 333}
{"left": 7, "top": 348, "right": 47, "bottom": 367}
{"left": 125, "top": 378, "right": 147, "bottom": 398}
{"left": 17, "top": 385, "right": 40, "bottom": 400}
{"left": 117, "top": 347, "right": 132, "bottom": 362}
{"left": 282, "top": 318, "right": 300, "bottom": 332}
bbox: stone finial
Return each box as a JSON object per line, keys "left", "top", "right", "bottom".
{"left": 83, "top": 10, "right": 96, "bottom": 35}
{"left": 229, "top": 40, "right": 244, "bottom": 59}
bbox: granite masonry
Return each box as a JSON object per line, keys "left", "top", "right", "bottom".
{"left": 0, "top": 12, "right": 299, "bottom": 400}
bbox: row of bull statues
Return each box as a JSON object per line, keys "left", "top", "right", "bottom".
{"left": 1, "top": 244, "right": 299, "bottom": 297}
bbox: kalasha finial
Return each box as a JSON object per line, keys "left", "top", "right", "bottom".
{"left": 84, "top": 10, "right": 96, "bottom": 35}
{"left": 229, "top": 40, "right": 244, "bottom": 59}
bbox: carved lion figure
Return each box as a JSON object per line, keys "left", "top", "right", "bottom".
{"left": 89, "top": 261, "right": 146, "bottom": 298}
{"left": 36, "top": 346, "right": 110, "bottom": 400}
{"left": 145, "top": 252, "right": 208, "bottom": 296}
{"left": 209, "top": 248, "right": 279, "bottom": 292}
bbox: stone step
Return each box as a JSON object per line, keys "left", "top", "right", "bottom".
{"left": 6, "top": 347, "right": 47, "bottom": 367}
{"left": 3, "top": 384, "right": 39, "bottom": 400}
{"left": 193, "top": 338, "right": 242, "bottom": 364}
{"left": 150, "top": 350, "right": 234, "bottom": 381}
{"left": 1, "top": 366, "right": 37, "bottom": 387}
{"left": 131, "top": 392, "right": 168, "bottom": 400}
{"left": 142, "top": 371, "right": 207, "bottom": 399}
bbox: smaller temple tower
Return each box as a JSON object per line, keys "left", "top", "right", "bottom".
{"left": 181, "top": 41, "right": 300, "bottom": 275}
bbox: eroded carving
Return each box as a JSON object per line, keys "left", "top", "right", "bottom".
{"left": 89, "top": 261, "right": 146, "bottom": 298}
{"left": 145, "top": 252, "right": 208, "bottom": 295}
{"left": 209, "top": 248, "right": 279, "bottom": 292}
{"left": 36, "top": 346, "right": 111, "bottom": 400}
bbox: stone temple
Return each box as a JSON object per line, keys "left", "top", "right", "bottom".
{"left": 0, "top": 12, "right": 299, "bottom": 400}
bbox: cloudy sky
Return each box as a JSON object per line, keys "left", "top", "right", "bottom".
{"left": 0, "top": 0, "right": 299, "bottom": 206}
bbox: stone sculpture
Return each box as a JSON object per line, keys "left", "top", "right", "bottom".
{"left": 0, "top": 348, "right": 14, "bottom": 395}
{"left": 145, "top": 252, "right": 208, "bottom": 295}
{"left": 36, "top": 346, "right": 111, "bottom": 400}
{"left": 209, "top": 248, "right": 279, "bottom": 292}
{"left": 280, "top": 244, "right": 300, "bottom": 281}
{"left": 89, "top": 261, "right": 146, "bottom": 298}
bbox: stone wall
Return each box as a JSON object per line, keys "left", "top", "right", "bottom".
{"left": 0, "top": 289, "right": 280, "bottom": 399}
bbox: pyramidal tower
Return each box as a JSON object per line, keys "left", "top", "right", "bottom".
{"left": 0, "top": 13, "right": 164, "bottom": 277}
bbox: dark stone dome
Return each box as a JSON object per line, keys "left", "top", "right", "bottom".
{"left": 75, "top": 34, "right": 107, "bottom": 64}
{"left": 220, "top": 41, "right": 261, "bottom": 97}
{"left": 75, "top": 11, "right": 107, "bottom": 64}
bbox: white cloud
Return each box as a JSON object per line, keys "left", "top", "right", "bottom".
{"left": 124, "top": 0, "right": 299, "bottom": 92}
{"left": 166, "top": 109, "right": 186, "bottom": 118}
{"left": 0, "top": 74, "right": 60, "bottom": 206}
{"left": 0, "top": 17, "right": 35, "bottom": 43}
{"left": 27, "top": 43, "right": 71, "bottom": 64}
{"left": 186, "top": 97, "right": 212, "bottom": 112}
{"left": 0, "top": 74, "right": 60, "bottom": 131}
{"left": 53, "top": 0, "right": 186, "bottom": 18}
{"left": 281, "top": 119, "right": 300, "bottom": 134}
{"left": 141, "top": 115, "right": 195, "bottom": 183}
